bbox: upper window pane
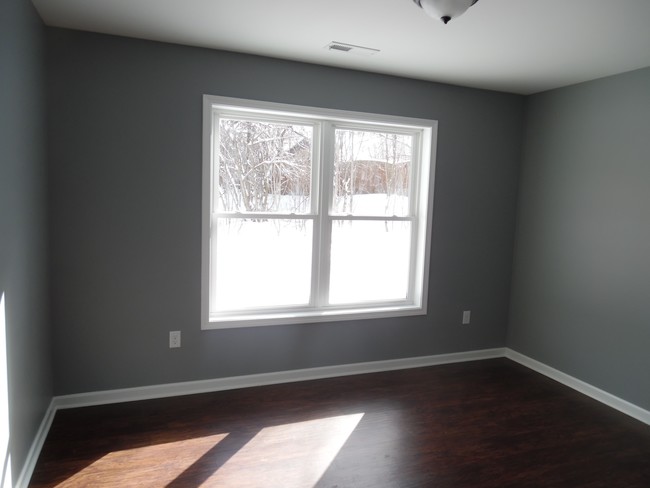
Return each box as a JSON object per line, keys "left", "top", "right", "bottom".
{"left": 333, "top": 129, "right": 412, "bottom": 217}
{"left": 218, "top": 118, "right": 313, "bottom": 213}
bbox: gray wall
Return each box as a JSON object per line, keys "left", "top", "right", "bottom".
{"left": 47, "top": 28, "right": 524, "bottom": 395}
{"left": 509, "top": 67, "right": 650, "bottom": 410}
{"left": 0, "top": 0, "right": 53, "bottom": 481}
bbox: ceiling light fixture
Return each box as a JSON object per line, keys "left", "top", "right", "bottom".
{"left": 412, "top": 0, "right": 479, "bottom": 24}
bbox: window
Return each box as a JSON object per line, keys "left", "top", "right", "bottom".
{"left": 202, "top": 96, "right": 436, "bottom": 328}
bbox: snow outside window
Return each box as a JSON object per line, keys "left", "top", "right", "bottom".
{"left": 202, "top": 96, "right": 437, "bottom": 329}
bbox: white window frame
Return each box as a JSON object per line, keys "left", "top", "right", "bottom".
{"left": 202, "top": 95, "right": 437, "bottom": 329}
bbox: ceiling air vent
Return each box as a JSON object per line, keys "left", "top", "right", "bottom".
{"left": 325, "top": 41, "right": 380, "bottom": 56}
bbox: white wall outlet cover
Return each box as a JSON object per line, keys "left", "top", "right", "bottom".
{"left": 462, "top": 310, "right": 471, "bottom": 325}
{"left": 169, "top": 331, "right": 181, "bottom": 348}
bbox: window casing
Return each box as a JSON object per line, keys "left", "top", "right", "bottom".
{"left": 202, "top": 96, "right": 437, "bottom": 329}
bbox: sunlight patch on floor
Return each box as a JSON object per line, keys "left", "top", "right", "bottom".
{"left": 199, "top": 413, "right": 364, "bottom": 487}
{"left": 54, "top": 413, "right": 364, "bottom": 487}
{"left": 58, "top": 433, "right": 229, "bottom": 487}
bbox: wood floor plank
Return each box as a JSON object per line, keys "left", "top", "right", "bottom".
{"left": 29, "top": 359, "right": 650, "bottom": 487}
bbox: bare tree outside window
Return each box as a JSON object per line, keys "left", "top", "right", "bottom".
{"left": 218, "top": 119, "right": 312, "bottom": 215}
{"left": 334, "top": 129, "right": 412, "bottom": 217}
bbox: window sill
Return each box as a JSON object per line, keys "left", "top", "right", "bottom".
{"left": 202, "top": 304, "right": 426, "bottom": 330}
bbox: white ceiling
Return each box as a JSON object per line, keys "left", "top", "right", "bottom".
{"left": 32, "top": 0, "right": 650, "bottom": 94}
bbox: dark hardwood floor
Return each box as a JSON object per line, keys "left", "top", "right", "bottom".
{"left": 30, "top": 359, "right": 650, "bottom": 487}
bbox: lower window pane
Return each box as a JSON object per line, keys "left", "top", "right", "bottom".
{"left": 329, "top": 220, "right": 411, "bottom": 304}
{"left": 214, "top": 219, "right": 313, "bottom": 311}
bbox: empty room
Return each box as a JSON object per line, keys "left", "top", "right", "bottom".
{"left": 1, "top": 0, "right": 649, "bottom": 486}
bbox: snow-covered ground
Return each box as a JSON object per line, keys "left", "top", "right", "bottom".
{"left": 214, "top": 194, "right": 411, "bottom": 311}
{"left": 219, "top": 193, "right": 409, "bottom": 217}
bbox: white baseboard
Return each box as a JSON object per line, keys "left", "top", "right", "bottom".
{"left": 17, "top": 346, "right": 650, "bottom": 487}
{"left": 53, "top": 348, "right": 506, "bottom": 410}
{"left": 505, "top": 348, "right": 650, "bottom": 426}
{"left": 15, "top": 399, "right": 56, "bottom": 488}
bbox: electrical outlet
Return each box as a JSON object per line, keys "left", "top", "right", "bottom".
{"left": 462, "top": 310, "right": 471, "bottom": 325}
{"left": 169, "top": 331, "right": 181, "bottom": 348}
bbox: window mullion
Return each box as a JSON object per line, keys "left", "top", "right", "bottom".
{"left": 309, "top": 123, "right": 321, "bottom": 308}
{"left": 314, "top": 121, "right": 335, "bottom": 307}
